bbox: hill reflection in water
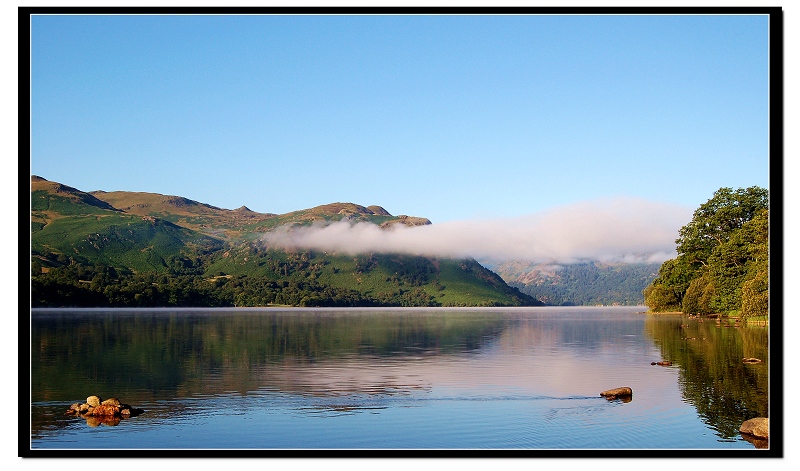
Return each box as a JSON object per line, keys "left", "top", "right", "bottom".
{"left": 30, "top": 307, "right": 770, "bottom": 449}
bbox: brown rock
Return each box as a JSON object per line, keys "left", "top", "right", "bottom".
{"left": 67, "top": 396, "right": 144, "bottom": 421}
{"left": 101, "top": 398, "right": 121, "bottom": 407}
{"left": 89, "top": 404, "right": 120, "bottom": 417}
{"left": 740, "top": 417, "right": 769, "bottom": 439}
{"left": 600, "top": 387, "right": 633, "bottom": 399}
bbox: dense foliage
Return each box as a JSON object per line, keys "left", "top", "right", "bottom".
{"left": 31, "top": 246, "right": 540, "bottom": 308}
{"left": 644, "top": 187, "right": 769, "bottom": 317}
{"left": 503, "top": 262, "right": 660, "bottom": 306}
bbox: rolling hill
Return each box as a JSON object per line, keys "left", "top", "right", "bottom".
{"left": 30, "top": 175, "right": 541, "bottom": 308}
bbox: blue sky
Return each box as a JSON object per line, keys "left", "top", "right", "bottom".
{"left": 30, "top": 13, "right": 770, "bottom": 229}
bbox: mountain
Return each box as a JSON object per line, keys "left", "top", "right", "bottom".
{"left": 30, "top": 176, "right": 540, "bottom": 308}
{"left": 32, "top": 176, "right": 224, "bottom": 272}
{"left": 494, "top": 260, "right": 661, "bottom": 306}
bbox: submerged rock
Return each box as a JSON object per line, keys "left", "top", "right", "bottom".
{"left": 740, "top": 417, "right": 769, "bottom": 439}
{"left": 600, "top": 387, "right": 632, "bottom": 400}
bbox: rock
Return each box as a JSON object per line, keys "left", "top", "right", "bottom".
{"left": 101, "top": 398, "right": 121, "bottom": 407}
{"left": 66, "top": 395, "right": 144, "bottom": 424}
{"left": 742, "top": 358, "right": 762, "bottom": 364}
{"left": 600, "top": 387, "right": 633, "bottom": 399}
{"left": 740, "top": 417, "right": 769, "bottom": 439}
{"left": 89, "top": 404, "right": 120, "bottom": 417}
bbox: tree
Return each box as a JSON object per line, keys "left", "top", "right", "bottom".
{"left": 741, "top": 269, "right": 768, "bottom": 318}
{"left": 643, "top": 256, "right": 694, "bottom": 311}
{"left": 676, "top": 186, "right": 768, "bottom": 268}
{"left": 645, "top": 186, "right": 769, "bottom": 316}
{"left": 682, "top": 273, "right": 715, "bottom": 315}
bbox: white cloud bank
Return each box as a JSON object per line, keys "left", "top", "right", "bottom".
{"left": 261, "top": 197, "right": 694, "bottom": 264}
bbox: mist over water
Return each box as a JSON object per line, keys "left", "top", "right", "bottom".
{"left": 261, "top": 197, "right": 693, "bottom": 264}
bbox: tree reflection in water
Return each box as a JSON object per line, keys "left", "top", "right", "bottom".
{"left": 644, "top": 315, "right": 769, "bottom": 439}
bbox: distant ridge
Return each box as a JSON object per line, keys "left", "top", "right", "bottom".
{"left": 495, "top": 260, "right": 660, "bottom": 306}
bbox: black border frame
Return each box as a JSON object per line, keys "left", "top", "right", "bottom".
{"left": 19, "top": 5, "right": 784, "bottom": 459}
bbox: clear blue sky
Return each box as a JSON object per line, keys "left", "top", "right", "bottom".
{"left": 29, "top": 13, "right": 770, "bottom": 224}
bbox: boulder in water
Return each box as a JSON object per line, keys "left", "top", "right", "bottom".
{"left": 739, "top": 417, "right": 769, "bottom": 439}
{"left": 600, "top": 387, "right": 632, "bottom": 400}
{"left": 65, "top": 394, "right": 144, "bottom": 425}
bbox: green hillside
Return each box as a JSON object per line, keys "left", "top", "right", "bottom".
{"left": 31, "top": 176, "right": 224, "bottom": 273}
{"left": 494, "top": 260, "right": 660, "bottom": 306}
{"left": 88, "top": 189, "right": 278, "bottom": 241}
{"left": 30, "top": 176, "right": 541, "bottom": 308}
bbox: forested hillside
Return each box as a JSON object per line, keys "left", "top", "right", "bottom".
{"left": 495, "top": 261, "right": 660, "bottom": 306}
{"left": 643, "top": 186, "right": 769, "bottom": 318}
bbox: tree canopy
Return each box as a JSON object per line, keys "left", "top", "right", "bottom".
{"left": 644, "top": 186, "right": 769, "bottom": 317}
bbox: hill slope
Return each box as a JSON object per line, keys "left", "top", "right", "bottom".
{"left": 494, "top": 260, "right": 660, "bottom": 306}
{"left": 30, "top": 176, "right": 540, "bottom": 308}
{"left": 32, "top": 176, "right": 224, "bottom": 273}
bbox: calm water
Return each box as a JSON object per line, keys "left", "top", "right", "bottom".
{"left": 29, "top": 306, "right": 770, "bottom": 451}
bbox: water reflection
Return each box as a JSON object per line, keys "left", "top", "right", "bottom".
{"left": 30, "top": 308, "right": 771, "bottom": 449}
{"left": 644, "top": 315, "right": 769, "bottom": 439}
{"left": 31, "top": 309, "right": 508, "bottom": 402}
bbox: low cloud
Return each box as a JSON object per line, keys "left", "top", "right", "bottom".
{"left": 261, "top": 197, "right": 693, "bottom": 264}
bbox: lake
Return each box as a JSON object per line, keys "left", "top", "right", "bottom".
{"left": 28, "top": 306, "right": 770, "bottom": 453}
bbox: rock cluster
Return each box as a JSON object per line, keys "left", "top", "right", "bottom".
{"left": 65, "top": 395, "right": 143, "bottom": 420}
